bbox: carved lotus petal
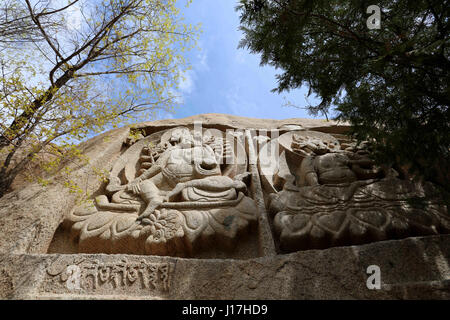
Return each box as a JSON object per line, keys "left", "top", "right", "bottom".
{"left": 404, "top": 208, "right": 435, "bottom": 227}
{"left": 365, "top": 179, "right": 418, "bottom": 200}
{"left": 208, "top": 208, "right": 240, "bottom": 238}
{"left": 275, "top": 212, "right": 311, "bottom": 234}
{"left": 310, "top": 225, "right": 327, "bottom": 239}
{"left": 85, "top": 212, "right": 117, "bottom": 233}
{"left": 348, "top": 220, "right": 368, "bottom": 237}
{"left": 350, "top": 208, "right": 387, "bottom": 229}
{"left": 113, "top": 215, "right": 137, "bottom": 234}
{"left": 314, "top": 211, "right": 347, "bottom": 234}
{"left": 388, "top": 217, "right": 410, "bottom": 237}
{"left": 60, "top": 126, "right": 260, "bottom": 256}
{"left": 70, "top": 201, "right": 97, "bottom": 221}
{"left": 183, "top": 210, "right": 207, "bottom": 231}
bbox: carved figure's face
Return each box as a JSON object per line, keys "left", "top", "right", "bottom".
{"left": 170, "top": 128, "right": 193, "bottom": 147}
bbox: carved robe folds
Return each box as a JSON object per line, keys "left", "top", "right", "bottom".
{"left": 63, "top": 126, "right": 449, "bottom": 256}
{"left": 259, "top": 131, "right": 450, "bottom": 252}
{"left": 66, "top": 127, "right": 258, "bottom": 256}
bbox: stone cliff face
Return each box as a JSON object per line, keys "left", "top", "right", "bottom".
{"left": 0, "top": 114, "right": 448, "bottom": 299}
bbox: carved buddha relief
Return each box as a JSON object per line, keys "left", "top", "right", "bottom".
{"left": 259, "top": 131, "right": 450, "bottom": 252}
{"left": 64, "top": 126, "right": 258, "bottom": 257}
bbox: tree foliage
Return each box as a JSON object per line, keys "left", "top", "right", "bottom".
{"left": 0, "top": 0, "right": 198, "bottom": 197}
{"left": 237, "top": 0, "right": 449, "bottom": 188}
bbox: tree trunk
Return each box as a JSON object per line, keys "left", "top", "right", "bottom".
{"left": 0, "top": 172, "right": 14, "bottom": 199}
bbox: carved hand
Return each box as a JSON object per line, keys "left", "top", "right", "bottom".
{"left": 126, "top": 178, "right": 142, "bottom": 194}
{"left": 232, "top": 180, "right": 247, "bottom": 192}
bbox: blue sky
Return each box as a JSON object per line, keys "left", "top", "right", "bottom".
{"left": 163, "top": 0, "right": 322, "bottom": 120}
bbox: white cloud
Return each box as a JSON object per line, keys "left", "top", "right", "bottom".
{"left": 66, "top": 2, "right": 83, "bottom": 30}
{"left": 196, "top": 49, "right": 209, "bottom": 71}
{"left": 225, "top": 86, "right": 258, "bottom": 116}
{"left": 168, "top": 88, "right": 184, "bottom": 104}
{"left": 170, "top": 69, "right": 196, "bottom": 106}
{"left": 178, "top": 70, "right": 195, "bottom": 94}
{"left": 48, "top": 0, "right": 84, "bottom": 31}
{"left": 194, "top": 40, "right": 210, "bottom": 71}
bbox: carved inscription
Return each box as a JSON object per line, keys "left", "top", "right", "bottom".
{"left": 46, "top": 258, "right": 172, "bottom": 292}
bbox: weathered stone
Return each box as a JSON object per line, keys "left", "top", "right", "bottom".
{"left": 260, "top": 130, "right": 449, "bottom": 251}
{"left": 0, "top": 114, "right": 448, "bottom": 299}
{"left": 0, "top": 234, "right": 449, "bottom": 299}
